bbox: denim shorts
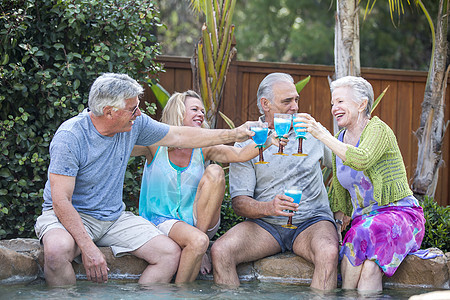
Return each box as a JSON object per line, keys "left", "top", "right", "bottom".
{"left": 248, "top": 216, "right": 334, "bottom": 252}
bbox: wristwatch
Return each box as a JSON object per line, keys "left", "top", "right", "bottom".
{"left": 335, "top": 219, "right": 343, "bottom": 225}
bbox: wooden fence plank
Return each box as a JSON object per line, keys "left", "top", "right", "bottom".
{"left": 145, "top": 56, "right": 450, "bottom": 206}
{"left": 396, "top": 81, "right": 414, "bottom": 179}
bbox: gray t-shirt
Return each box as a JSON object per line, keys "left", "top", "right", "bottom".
{"left": 42, "top": 109, "right": 169, "bottom": 221}
{"left": 230, "top": 123, "right": 333, "bottom": 226}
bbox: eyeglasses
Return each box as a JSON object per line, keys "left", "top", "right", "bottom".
{"left": 113, "top": 100, "right": 140, "bottom": 118}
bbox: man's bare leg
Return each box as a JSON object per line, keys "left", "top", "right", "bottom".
{"left": 130, "top": 235, "right": 181, "bottom": 284}
{"left": 42, "top": 228, "right": 80, "bottom": 286}
{"left": 211, "top": 221, "right": 281, "bottom": 286}
{"left": 292, "top": 220, "right": 339, "bottom": 290}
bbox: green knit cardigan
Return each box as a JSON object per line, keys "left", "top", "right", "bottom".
{"left": 330, "top": 116, "right": 413, "bottom": 216}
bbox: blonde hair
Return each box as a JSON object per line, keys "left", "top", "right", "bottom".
{"left": 161, "top": 90, "right": 209, "bottom": 128}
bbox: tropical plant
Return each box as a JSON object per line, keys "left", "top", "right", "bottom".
{"left": 409, "top": 0, "right": 449, "bottom": 199}
{"left": 190, "top": 0, "right": 237, "bottom": 128}
{"left": 420, "top": 196, "right": 450, "bottom": 252}
{"left": 0, "top": 0, "right": 162, "bottom": 239}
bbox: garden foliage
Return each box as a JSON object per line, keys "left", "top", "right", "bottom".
{"left": 215, "top": 170, "right": 243, "bottom": 239}
{"left": 0, "top": 0, "right": 162, "bottom": 239}
{"left": 421, "top": 196, "right": 450, "bottom": 252}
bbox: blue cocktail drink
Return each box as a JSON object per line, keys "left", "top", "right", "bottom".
{"left": 273, "top": 113, "right": 291, "bottom": 155}
{"left": 285, "top": 189, "right": 302, "bottom": 205}
{"left": 251, "top": 122, "right": 269, "bottom": 165}
{"left": 293, "top": 113, "right": 308, "bottom": 157}
{"left": 282, "top": 186, "right": 303, "bottom": 229}
{"left": 293, "top": 121, "right": 306, "bottom": 138}
{"left": 251, "top": 127, "right": 269, "bottom": 145}
{"left": 274, "top": 118, "right": 291, "bottom": 136}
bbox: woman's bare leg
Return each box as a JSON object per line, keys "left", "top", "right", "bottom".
{"left": 169, "top": 222, "right": 210, "bottom": 283}
{"left": 193, "top": 164, "right": 225, "bottom": 274}
{"left": 193, "top": 164, "right": 225, "bottom": 232}
{"left": 341, "top": 255, "right": 362, "bottom": 289}
{"left": 357, "top": 260, "right": 383, "bottom": 292}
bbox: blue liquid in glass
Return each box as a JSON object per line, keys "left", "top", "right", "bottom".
{"left": 251, "top": 127, "right": 268, "bottom": 145}
{"left": 285, "top": 189, "right": 302, "bottom": 204}
{"left": 274, "top": 118, "right": 291, "bottom": 137}
{"left": 293, "top": 121, "right": 306, "bottom": 138}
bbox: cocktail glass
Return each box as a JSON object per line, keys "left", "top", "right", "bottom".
{"left": 292, "top": 113, "right": 308, "bottom": 157}
{"left": 250, "top": 122, "right": 269, "bottom": 165}
{"left": 273, "top": 113, "right": 292, "bottom": 155}
{"left": 281, "top": 186, "right": 302, "bottom": 229}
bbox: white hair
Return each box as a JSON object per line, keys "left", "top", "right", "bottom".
{"left": 330, "top": 76, "right": 374, "bottom": 117}
{"left": 256, "top": 73, "right": 294, "bottom": 114}
{"left": 88, "top": 73, "right": 144, "bottom": 116}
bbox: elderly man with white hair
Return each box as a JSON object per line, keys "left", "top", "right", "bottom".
{"left": 211, "top": 72, "right": 339, "bottom": 290}
{"left": 35, "top": 73, "right": 255, "bottom": 286}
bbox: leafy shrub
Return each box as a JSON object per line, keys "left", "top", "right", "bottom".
{"left": 215, "top": 169, "right": 244, "bottom": 239}
{"left": 421, "top": 196, "right": 450, "bottom": 252}
{"left": 0, "top": 0, "right": 162, "bottom": 239}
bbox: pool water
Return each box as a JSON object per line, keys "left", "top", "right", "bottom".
{"left": 0, "top": 279, "right": 441, "bottom": 300}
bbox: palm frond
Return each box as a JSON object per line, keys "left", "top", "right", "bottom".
{"left": 219, "top": 111, "right": 235, "bottom": 129}
{"left": 189, "top": 0, "right": 206, "bottom": 14}
{"left": 371, "top": 85, "right": 390, "bottom": 114}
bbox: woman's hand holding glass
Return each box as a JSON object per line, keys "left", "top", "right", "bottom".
{"left": 292, "top": 113, "right": 308, "bottom": 156}
{"left": 293, "top": 113, "right": 329, "bottom": 141}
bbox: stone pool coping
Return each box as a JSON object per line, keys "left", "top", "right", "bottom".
{"left": 0, "top": 238, "right": 449, "bottom": 289}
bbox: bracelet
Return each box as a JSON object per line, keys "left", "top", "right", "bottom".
{"left": 335, "top": 219, "right": 343, "bottom": 225}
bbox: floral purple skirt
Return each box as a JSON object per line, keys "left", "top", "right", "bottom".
{"left": 340, "top": 206, "right": 425, "bottom": 277}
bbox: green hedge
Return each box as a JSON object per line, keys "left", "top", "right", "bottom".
{"left": 421, "top": 196, "right": 450, "bottom": 252}
{"left": 0, "top": 0, "right": 162, "bottom": 239}
{"left": 215, "top": 169, "right": 244, "bottom": 239}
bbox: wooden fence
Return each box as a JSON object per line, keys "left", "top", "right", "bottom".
{"left": 144, "top": 56, "right": 450, "bottom": 206}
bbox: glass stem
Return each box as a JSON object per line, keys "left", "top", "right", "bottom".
{"left": 297, "top": 137, "right": 303, "bottom": 153}
{"left": 259, "top": 147, "right": 264, "bottom": 162}
{"left": 278, "top": 143, "right": 283, "bottom": 154}
{"left": 287, "top": 214, "right": 293, "bottom": 226}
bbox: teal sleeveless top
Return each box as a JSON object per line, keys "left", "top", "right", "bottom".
{"left": 139, "top": 146, "right": 205, "bottom": 226}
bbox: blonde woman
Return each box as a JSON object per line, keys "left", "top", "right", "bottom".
{"left": 132, "top": 90, "right": 281, "bottom": 283}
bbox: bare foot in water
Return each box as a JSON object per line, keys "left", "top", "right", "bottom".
{"left": 200, "top": 252, "right": 212, "bottom": 275}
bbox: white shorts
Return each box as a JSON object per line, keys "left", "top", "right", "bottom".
{"left": 35, "top": 209, "right": 164, "bottom": 258}
{"left": 157, "top": 216, "right": 220, "bottom": 240}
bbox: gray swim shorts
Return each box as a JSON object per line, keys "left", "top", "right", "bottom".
{"left": 248, "top": 216, "right": 335, "bottom": 252}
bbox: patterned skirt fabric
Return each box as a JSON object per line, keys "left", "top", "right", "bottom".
{"left": 340, "top": 205, "right": 425, "bottom": 277}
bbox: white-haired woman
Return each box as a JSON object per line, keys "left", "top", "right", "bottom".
{"left": 295, "top": 76, "right": 425, "bottom": 292}
{"left": 132, "top": 90, "right": 281, "bottom": 283}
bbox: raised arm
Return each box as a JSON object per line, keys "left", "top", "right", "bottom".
{"left": 131, "top": 145, "right": 150, "bottom": 157}
{"left": 154, "top": 122, "right": 254, "bottom": 149}
{"left": 131, "top": 145, "right": 155, "bottom": 163}
{"left": 50, "top": 173, "right": 108, "bottom": 283}
{"left": 294, "top": 113, "right": 348, "bottom": 160}
{"left": 203, "top": 132, "right": 282, "bottom": 163}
